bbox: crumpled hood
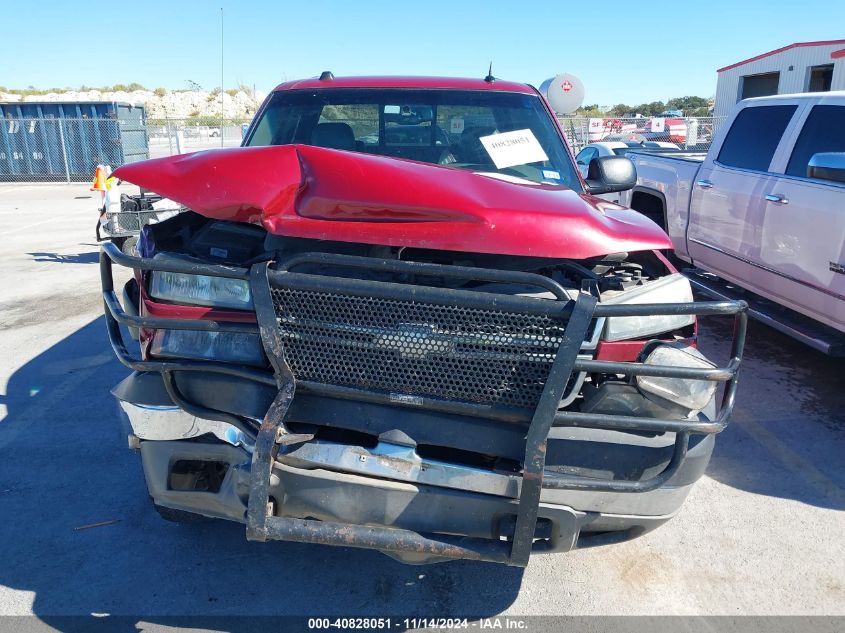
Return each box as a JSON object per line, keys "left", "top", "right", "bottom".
{"left": 113, "top": 145, "right": 670, "bottom": 259}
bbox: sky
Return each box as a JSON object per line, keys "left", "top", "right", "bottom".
{"left": 2, "top": 0, "right": 843, "bottom": 106}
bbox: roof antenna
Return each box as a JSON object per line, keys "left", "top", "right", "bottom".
{"left": 319, "top": 70, "right": 334, "bottom": 81}
{"left": 484, "top": 62, "right": 495, "bottom": 83}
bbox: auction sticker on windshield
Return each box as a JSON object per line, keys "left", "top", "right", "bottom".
{"left": 479, "top": 128, "right": 548, "bottom": 169}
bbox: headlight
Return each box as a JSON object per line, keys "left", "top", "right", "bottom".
{"left": 149, "top": 271, "right": 252, "bottom": 310}
{"left": 150, "top": 329, "right": 265, "bottom": 366}
{"left": 602, "top": 274, "right": 695, "bottom": 341}
{"left": 636, "top": 343, "right": 717, "bottom": 412}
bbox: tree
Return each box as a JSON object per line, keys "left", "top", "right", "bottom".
{"left": 607, "top": 103, "right": 634, "bottom": 117}
{"left": 634, "top": 101, "right": 665, "bottom": 116}
{"left": 666, "top": 96, "right": 709, "bottom": 113}
{"left": 574, "top": 104, "right": 603, "bottom": 117}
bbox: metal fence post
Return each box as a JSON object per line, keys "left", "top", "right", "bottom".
{"left": 57, "top": 119, "right": 71, "bottom": 184}
{"left": 165, "top": 116, "right": 174, "bottom": 156}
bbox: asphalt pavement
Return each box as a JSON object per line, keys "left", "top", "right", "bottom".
{"left": 0, "top": 183, "right": 842, "bottom": 628}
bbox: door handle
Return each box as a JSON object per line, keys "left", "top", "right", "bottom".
{"left": 696, "top": 179, "right": 713, "bottom": 189}
{"left": 764, "top": 194, "right": 789, "bottom": 204}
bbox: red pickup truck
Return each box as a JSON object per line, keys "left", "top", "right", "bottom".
{"left": 100, "top": 75, "right": 746, "bottom": 566}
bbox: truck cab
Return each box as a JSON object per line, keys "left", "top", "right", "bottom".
{"left": 622, "top": 92, "right": 845, "bottom": 350}
{"left": 688, "top": 93, "right": 845, "bottom": 333}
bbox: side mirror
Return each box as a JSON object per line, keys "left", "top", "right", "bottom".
{"left": 585, "top": 155, "right": 637, "bottom": 194}
{"left": 808, "top": 153, "right": 845, "bottom": 184}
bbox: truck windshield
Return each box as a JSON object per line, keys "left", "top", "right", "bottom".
{"left": 245, "top": 88, "right": 581, "bottom": 188}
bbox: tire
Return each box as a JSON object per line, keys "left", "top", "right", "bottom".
{"left": 153, "top": 503, "right": 208, "bottom": 524}
{"left": 120, "top": 236, "right": 138, "bottom": 256}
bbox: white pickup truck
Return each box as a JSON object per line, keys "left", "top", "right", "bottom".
{"left": 619, "top": 92, "right": 845, "bottom": 354}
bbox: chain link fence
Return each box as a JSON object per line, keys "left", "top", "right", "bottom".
{"left": 146, "top": 119, "right": 252, "bottom": 160}
{"left": 556, "top": 115, "right": 727, "bottom": 153}
{"left": 0, "top": 117, "right": 251, "bottom": 183}
{"left": 1, "top": 114, "right": 727, "bottom": 183}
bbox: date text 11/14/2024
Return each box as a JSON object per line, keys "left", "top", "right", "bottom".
{"left": 307, "top": 617, "right": 529, "bottom": 629}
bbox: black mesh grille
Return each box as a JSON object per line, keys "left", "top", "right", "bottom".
{"left": 270, "top": 286, "right": 570, "bottom": 409}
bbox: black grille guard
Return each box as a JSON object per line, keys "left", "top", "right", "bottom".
{"left": 100, "top": 242, "right": 747, "bottom": 566}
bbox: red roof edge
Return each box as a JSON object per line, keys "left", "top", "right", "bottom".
{"left": 717, "top": 39, "right": 845, "bottom": 73}
{"left": 832, "top": 48, "right": 845, "bottom": 59}
{"left": 271, "top": 75, "right": 535, "bottom": 94}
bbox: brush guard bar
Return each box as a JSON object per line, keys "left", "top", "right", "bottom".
{"left": 100, "top": 242, "right": 747, "bottom": 566}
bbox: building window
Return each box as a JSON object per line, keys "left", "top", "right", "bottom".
{"left": 806, "top": 64, "right": 834, "bottom": 92}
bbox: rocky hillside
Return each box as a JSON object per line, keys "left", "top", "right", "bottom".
{"left": 0, "top": 87, "right": 266, "bottom": 120}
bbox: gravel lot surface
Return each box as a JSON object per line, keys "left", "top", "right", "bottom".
{"left": 0, "top": 184, "right": 842, "bottom": 629}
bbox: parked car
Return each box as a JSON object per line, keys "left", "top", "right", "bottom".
{"left": 620, "top": 92, "right": 845, "bottom": 354}
{"left": 575, "top": 141, "right": 680, "bottom": 178}
{"left": 575, "top": 141, "right": 681, "bottom": 203}
{"left": 98, "top": 75, "right": 746, "bottom": 566}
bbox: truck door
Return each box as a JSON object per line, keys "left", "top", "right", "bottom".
{"left": 760, "top": 103, "right": 845, "bottom": 332}
{"left": 687, "top": 104, "right": 798, "bottom": 284}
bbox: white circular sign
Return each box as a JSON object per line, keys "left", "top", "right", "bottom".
{"left": 540, "top": 74, "right": 585, "bottom": 114}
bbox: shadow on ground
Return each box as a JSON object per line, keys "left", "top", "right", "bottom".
{"left": 0, "top": 317, "right": 523, "bottom": 625}
{"left": 699, "top": 316, "right": 845, "bottom": 511}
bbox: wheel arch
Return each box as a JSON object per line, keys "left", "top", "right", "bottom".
{"left": 628, "top": 186, "right": 668, "bottom": 231}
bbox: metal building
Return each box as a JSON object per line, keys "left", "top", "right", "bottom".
{"left": 714, "top": 40, "right": 845, "bottom": 117}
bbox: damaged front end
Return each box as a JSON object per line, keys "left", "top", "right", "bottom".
{"left": 101, "top": 214, "right": 747, "bottom": 566}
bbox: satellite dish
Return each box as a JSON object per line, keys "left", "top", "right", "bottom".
{"left": 540, "top": 73, "right": 585, "bottom": 114}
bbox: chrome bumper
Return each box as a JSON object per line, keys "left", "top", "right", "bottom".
{"left": 118, "top": 400, "right": 516, "bottom": 496}
{"left": 117, "top": 400, "right": 254, "bottom": 450}
{"left": 119, "top": 400, "right": 705, "bottom": 519}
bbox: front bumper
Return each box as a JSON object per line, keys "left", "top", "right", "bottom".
{"left": 101, "top": 242, "right": 747, "bottom": 566}
{"left": 135, "top": 435, "right": 691, "bottom": 564}
{"left": 118, "top": 392, "right": 713, "bottom": 519}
